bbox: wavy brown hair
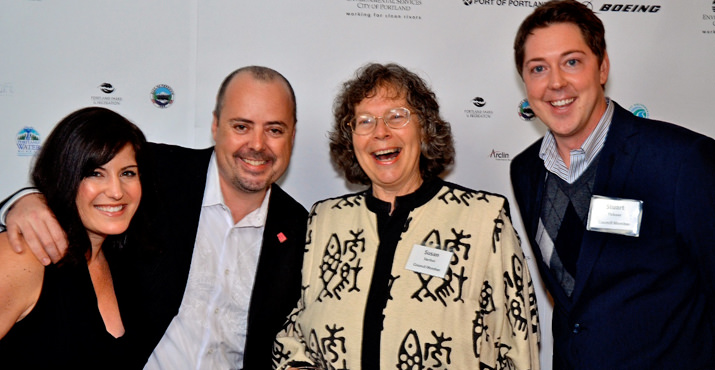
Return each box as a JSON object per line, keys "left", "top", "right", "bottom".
{"left": 514, "top": 0, "right": 606, "bottom": 77}
{"left": 329, "top": 63, "right": 454, "bottom": 185}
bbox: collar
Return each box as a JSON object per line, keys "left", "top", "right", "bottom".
{"left": 202, "top": 151, "right": 270, "bottom": 227}
{"left": 365, "top": 177, "right": 444, "bottom": 215}
{"left": 539, "top": 97, "right": 614, "bottom": 183}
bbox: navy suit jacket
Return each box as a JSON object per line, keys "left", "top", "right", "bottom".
{"left": 510, "top": 102, "right": 715, "bottom": 369}
{"left": 109, "top": 143, "right": 308, "bottom": 369}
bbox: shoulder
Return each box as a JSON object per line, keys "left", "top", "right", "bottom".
{"left": 310, "top": 191, "right": 366, "bottom": 213}
{"left": 612, "top": 101, "right": 714, "bottom": 150}
{"left": 0, "top": 233, "right": 44, "bottom": 338}
{"left": 269, "top": 184, "right": 308, "bottom": 217}
{"left": 438, "top": 181, "right": 510, "bottom": 215}
{"left": 511, "top": 138, "right": 542, "bottom": 172}
{"left": 147, "top": 142, "right": 214, "bottom": 163}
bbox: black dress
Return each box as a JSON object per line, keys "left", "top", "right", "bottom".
{"left": 0, "top": 261, "right": 130, "bottom": 369}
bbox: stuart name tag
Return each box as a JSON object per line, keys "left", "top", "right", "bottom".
{"left": 587, "top": 195, "right": 643, "bottom": 237}
{"left": 405, "top": 244, "right": 453, "bottom": 278}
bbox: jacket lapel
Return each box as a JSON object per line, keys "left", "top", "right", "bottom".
{"left": 571, "top": 103, "right": 641, "bottom": 303}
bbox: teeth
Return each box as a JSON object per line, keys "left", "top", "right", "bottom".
{"left": 374, "top": 148, "right": 399, "bottom": 156}
{"left": 551, "top": 98, "right": 574, "bottom": 107}
{"left": 243, "top": 158, "right": 267, "bottom": 166}
{"left": 96, "top": 205, "right": 123, "bottom": 212}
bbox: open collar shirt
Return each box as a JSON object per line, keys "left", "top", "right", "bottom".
{"left": 539, "top": 98, "right": 614, "bottom": 183}
{"left": 145, "top": 152, "right": 270, "bottom": 370}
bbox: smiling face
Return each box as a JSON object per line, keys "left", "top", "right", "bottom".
{"left": 211, "top": 72, "right": 296, "bottom": 198}
{"left": 522, "top": 22, "right": 609, "bottom": 152}
{"left": 352, "top": 86, "right": 423, "bottom": 202}
{"left": 76, "top": 144, "right": 141, "bottom": 248}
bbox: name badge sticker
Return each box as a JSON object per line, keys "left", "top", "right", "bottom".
{"left": 587, "top": 195, "right": 643, "bottom": 237}
{"left": 405, "top": 244, "right": 453, "bottom": 278}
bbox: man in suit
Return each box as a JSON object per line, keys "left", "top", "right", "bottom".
{"left": 0, "top": 66, "right": 308, "bottom": 369}
{"left": 510, "top": 1, "right": 715, "bottom": 369}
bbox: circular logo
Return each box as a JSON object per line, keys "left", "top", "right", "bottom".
{"left": 629, "top": 103, "right": 649, "bottom": 118}
{"left": 518, "top": 99, "right": 536, "bottom": 121}
{"left": 472, "top": 97, "right": 486, "bottom": 107}
{"left": 151, "top": 84, "right": 175, "bottom": 108}
{"left": 99, "top": 83, "right": 115, "bottom": 94}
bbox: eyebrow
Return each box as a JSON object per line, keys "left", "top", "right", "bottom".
{"left": 525, "top": 49, "right": 587, "bottom": 65}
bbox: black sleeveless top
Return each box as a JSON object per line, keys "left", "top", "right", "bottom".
{"left": 0, "top": 260, "right": 129, "bottom": 369}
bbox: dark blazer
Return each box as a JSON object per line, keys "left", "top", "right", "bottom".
{"left": 510, "top": 102, "right": 715, "bottom": 369}
{"left": 109, "top": 143, "right": 308, "bottom": 369}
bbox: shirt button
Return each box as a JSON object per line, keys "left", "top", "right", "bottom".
{"left": 224, "top": 269, "right": 230, "bottom": 276}
{"left": 207, "top": 349, "right": 214, "bottom": 354}
{"left": 214, "top": 308, "right": 219, "bottom": 314}
{"left": 572, "top": 323, "right": 581, "bottom": 334}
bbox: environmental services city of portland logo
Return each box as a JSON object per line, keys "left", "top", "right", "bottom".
{"left": 629, "top": 103, "right": 650, "bottom": 118}
{"left": 151, "top": 84, "right": 174, "bottom": 108}
{"left": 91, "top": 83, "right": 123, "bottom": 106}
{"left": 489, "top": 149, "right": 511, "bottom": 161}
{"left": 464, "top": 96, "right": 493, "bottom": 119}
{"left": 17, "top": 127, "right": 41, "bottom": 156}
{"left": 344, "top": 0, "right": 424, "bottom": 20}
{"left": 700, "top": 0, "right": 715, "bottom": 34}
{"left": 517, "top": 98, "right": 536, "bottom": 121}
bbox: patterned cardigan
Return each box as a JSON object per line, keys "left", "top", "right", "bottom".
{"left": 273, "top": 179, "right": 540, "bottom": 370}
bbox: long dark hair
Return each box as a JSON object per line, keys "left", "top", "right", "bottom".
{"left": 31, "top": 107, "right": 149, "bottom": 265}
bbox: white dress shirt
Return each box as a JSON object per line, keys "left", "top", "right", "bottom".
{"left": 539, "top": 97, "right": 614, "bottom": 183}
{"left": 144, "top": 152, "right": 270, "bottom": 370}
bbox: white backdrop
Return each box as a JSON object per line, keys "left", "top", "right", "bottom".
{"left": 2, "top": 1, "right": 715, "bottom": 368}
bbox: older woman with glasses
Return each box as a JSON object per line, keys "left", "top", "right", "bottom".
{"left": 273, "top": 63, "right": 540, "bottom": 370}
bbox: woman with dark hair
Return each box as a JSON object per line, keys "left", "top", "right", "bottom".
{"left": 274, "top": 63, "right": 540, "bottom": 369}
{"left": 0, "top": 107, "right": 150, "bottom": 367}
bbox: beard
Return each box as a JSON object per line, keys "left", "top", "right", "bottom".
{"left": 228, "top": 148, "right": 277, "bottom": 193}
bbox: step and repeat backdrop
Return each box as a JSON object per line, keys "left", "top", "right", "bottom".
{"left": 2, "top": 1, "right": 714, "bottom": 368}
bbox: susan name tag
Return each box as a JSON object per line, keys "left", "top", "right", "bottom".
{"left": 586, "top": 195, "right": 643, "bottom": 237}
{"left": 405, "top": 244, "right": 453, "bottom": 278}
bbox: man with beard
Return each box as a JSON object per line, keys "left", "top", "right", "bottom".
{"left": 0, "top": 66, "right": 308, "bottom": 369}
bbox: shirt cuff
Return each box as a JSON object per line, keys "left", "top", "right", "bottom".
{"left": 0, "top": 188, "right": 41, "bottom": 227}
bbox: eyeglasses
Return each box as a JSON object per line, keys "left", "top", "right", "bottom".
{"left": 347, "top": 107, "right": 412, "bottom": 135}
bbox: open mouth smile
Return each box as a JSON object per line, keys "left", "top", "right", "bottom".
{"left": 550, "top": 98, "right": 575, "bottom": 107}
{"left": 372, "top": 148, "right": 401, "bottom": 162}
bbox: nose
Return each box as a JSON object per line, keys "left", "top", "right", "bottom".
{"left": 549, "top": 68, "right": 567, "bottom": 90}
{"left": 105, "top": 175, "right": 124, "bottom": 200}
{"left": 373, "top": 117, "right": 391, "bottom": 139}
{"left": 248, "top": 129, "right": 266, "bottom": 151}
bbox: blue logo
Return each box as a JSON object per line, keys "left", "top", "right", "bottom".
{"left": 151, "top": 84, "right": 174, "bottom": 108}
{"left": 629, "top": 103, "right": 649, "bottom": 118}
{"left": 518, "top": 99, "right": 536, "bottom": 121}
{"left": 17, "top": 127, "right": 41, "bottom": 156}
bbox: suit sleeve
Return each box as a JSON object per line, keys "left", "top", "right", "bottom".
{"left": 272, "top": 204, "right": 318, "bottom": 369}
{"left": 675, "top": 135, "right": 715, "bottom": 304}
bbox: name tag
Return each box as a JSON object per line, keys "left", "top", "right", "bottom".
{"left": 587, "top": 195, "right": 643, "bottom": 237}
{"left": 405, "top": 244, "right": 453, "bottom": 278}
